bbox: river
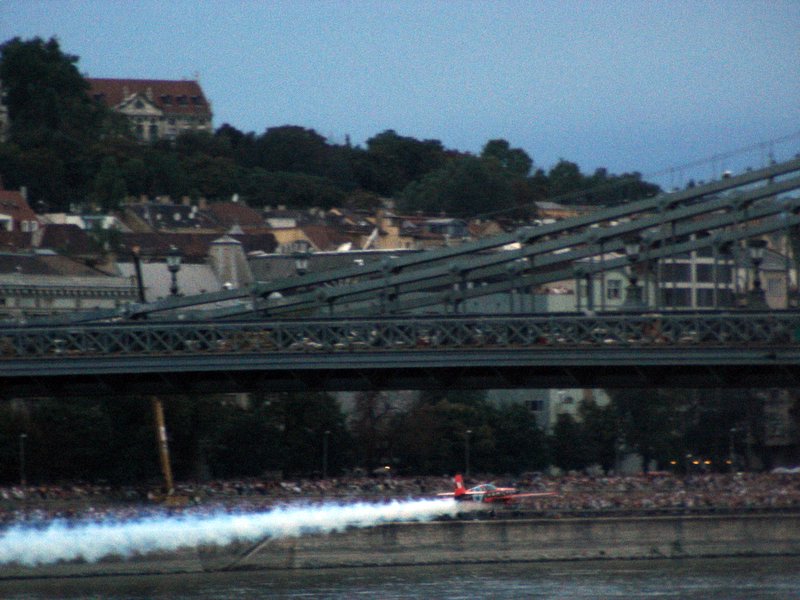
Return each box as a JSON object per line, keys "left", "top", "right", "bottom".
{"left": 1, "top": 557, "right": 799, "bottom": 599}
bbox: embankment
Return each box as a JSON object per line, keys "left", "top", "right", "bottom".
{"left": 2, "top": 512, "right": 799, "bottom": 579}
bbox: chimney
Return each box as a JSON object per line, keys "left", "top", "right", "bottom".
{"left": 20, "top": 186, "right": 27, "bottom": 201}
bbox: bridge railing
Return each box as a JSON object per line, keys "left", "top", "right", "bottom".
{"left": 0, "top": 312, "right": 797, "bottom": 359}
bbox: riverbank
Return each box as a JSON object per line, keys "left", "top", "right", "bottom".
{"left": 1, "top": 511, "right": 799, "bottom": 580}
{"left": 207, "top": 511, "right": 800, "bottom": 570}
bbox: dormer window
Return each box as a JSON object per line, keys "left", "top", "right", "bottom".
{"left": 177, "top": 96, "right": 188, "bottom": 105}
{"left": 161, "top": 95, "right": 172, "bottom": 105}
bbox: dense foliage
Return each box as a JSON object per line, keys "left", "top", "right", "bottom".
{"left": 0, "top": 387, "right": 775, "bottom": 486}
{"left": 0, "top": 36, "right": 660, "bottom": 216}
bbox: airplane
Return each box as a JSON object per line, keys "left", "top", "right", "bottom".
{"left": 438, "top": 474, "right": 555, "bottom": 505}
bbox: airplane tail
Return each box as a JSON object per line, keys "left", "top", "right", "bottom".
{"left": 454, "top": 474, "right": 466, "bottom": 498}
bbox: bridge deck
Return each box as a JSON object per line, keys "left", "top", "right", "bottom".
{"left": 0, "top": 311, "right": 797, "bottom": 396}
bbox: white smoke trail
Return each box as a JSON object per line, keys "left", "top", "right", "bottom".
{"left": 0, "top": 497, "right": 460, "bottom": 567}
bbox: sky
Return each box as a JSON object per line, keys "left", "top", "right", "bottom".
{"left": 2, "top": 0, "right": 799, "bottom": 189}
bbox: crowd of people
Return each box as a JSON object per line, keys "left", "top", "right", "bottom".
{"left": 0, "top": 471, "right": 798, "bottom": 527}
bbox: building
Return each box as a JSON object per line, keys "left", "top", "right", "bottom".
{"left": 0, "top": 188, "right": 40, "bottom": 234}
{"left": 87, "top": 78, "right": 212, "bottom": 142}
{"left": 0, "top": 251, "right": 137, "bottom": 321}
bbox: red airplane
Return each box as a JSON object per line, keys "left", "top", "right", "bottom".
{"left": 438, "top": 474, "right": 555, "bottom": 505}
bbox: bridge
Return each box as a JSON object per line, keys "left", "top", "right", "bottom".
{"left": 0, "top": 311, "right": 799, "bottom": 397}
{"left": 3, "top": 155, "right": 800, "bottom": 397}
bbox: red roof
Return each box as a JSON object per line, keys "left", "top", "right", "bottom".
{"left": 0, "top": 189, "right": 39, "bottom": 230}
{"left": 204, "top": 202, "right": 266, "bottom": 230}
{"left": 87, "top": 78, "right": 211, "bottom": 117}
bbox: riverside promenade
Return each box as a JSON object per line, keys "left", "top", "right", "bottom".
{"left": 0, "top": 472, "right": 799, "bottom": 579}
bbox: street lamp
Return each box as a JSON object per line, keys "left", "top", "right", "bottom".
{"left": 465, "top": 429, "right": 472, "bottom": 477}
{"left": 746, "top": 238, "right": 768, "bottom": 309}
{"left": 131, "top": 245, "right": 146, "bottom": 303}
{"left": 728, "top": 427, "right": 738, "bottom": 473}
{"left": 322, "top": 430, "right": 330, "bottom": 479}
{"left": 166, "top": 245, "right": 182, "bottom": 296}
{"left": 294, "top": 251, "right": 310, "bottom": 276}
{"left": 19, "top": 433, "right": 27, "bottom": 486}
{"left": 622, "top": 235, "right": 644, "bottom": 310}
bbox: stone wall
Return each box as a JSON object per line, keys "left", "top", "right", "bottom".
{"left": 225, "top": 513, "right": 800, "bottom": 570}
{"left": 3, "top": 514, "right": 799, "bottom": 579}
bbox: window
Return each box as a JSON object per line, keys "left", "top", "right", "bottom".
{"left": 526, "top": 400, "right": 543, "bottom": 412}
{"left": 696, "top": 264, "right": 713, "bottom": 282}
{"left": 162, "top": 95, "right": 172, "bottom": 105}
{"left": 696, "top": 288, "right": 715, "bottom": 307}
{"left": 767, "top": 278, "right": 784, "bottom": 297}
{"left": 660, "top": 263, "right": 691, "bottom": 282}
{"left": 663, "top": 287, "right": 692, "bottom": 307}
{"left": 607, "top": 279, "right": 622, "bottom": 300}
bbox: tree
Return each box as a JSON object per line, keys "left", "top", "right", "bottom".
{"left": 241, "top": 169, "right": 344, "bottom": 209}
{"left": 181, "top": 153, "right": 240, "bottom": 200}
{"left": 398, "top": 155, "right": 514, "bottom": 218}
{"left": 253, "top": 126, "right": 332, "bottom": 176}
{"left": 490, "top": 403, "right": 548, "bottom": 474}
{"left": 547, "top": 159, "right": 584, "bottom": 199}
{"left": 205, "top": 399, "right": 284, "bottom": 478}
{"left": 481, "top": 139, "right": 533, "bottom": 177}
{"left": 577, "top": 399, "right": 618, "bottom": 472}
{"left": 548, "top": 413, "right": 586, "bottom": 472}
{"left": 610, "top": 389, "right": 685, "bottom": 472}
{"left": 90, "top": 156, "right": 127, "bottom": 211}
{"left": 349, "top": 391, "right": 397, "bottom": 471}
{"left": 357, "top": 130, "right": 447, "bottom": 196}
{"left": 0, "top": 37, "right": 99, "bottom": 145}
{"left": 0, "top": 37, "right": 108, "bottom": 208}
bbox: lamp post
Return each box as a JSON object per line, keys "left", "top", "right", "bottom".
{"left": 19, "top": 433, "right": 27, "bottom": 486}
{"left": 465, "top": 429, "right": 472, "bottom": 477}
{"left": 746, "top": 238, "right": 768, "bottom": 309}
{"left": 131, "top": 245, "right": 146, "bottom": 303}
{"left": 322, "top": 430, "right": 330, "bottom": 479}
{"left": 294, "top": 251, "right": 309, "bottom": 276}
{"left": 622, "top": 235, "right": 644, "bottom": 310}
{"left": 728, "top": 427, "right": 737, "bottom": 473}
{"left": 166, "top": 245, "right": 182, "bottom": 296}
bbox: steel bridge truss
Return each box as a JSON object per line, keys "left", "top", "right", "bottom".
{"left": 31, "top": 156, "right": 800, "bottom": 324}
{"left": 5, "top": 311, "right": 798, "bottom": 356}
